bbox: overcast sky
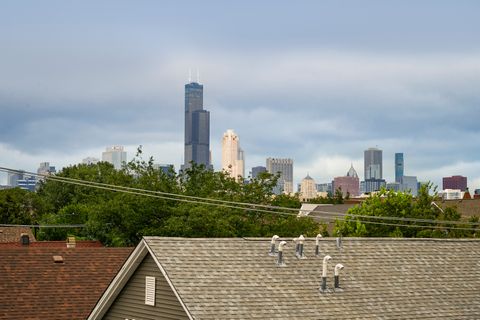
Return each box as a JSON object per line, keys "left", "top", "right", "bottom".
{"left": 1, "top": 0, "right": 479, "bottom": 190}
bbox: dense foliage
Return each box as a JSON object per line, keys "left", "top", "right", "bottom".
{"left": 2, "top": 150, "right": 477, "bottom": 245}
{"left": 10, "top": 150, "right": 318, "bottom": 246}
{"left": 334, "top": 184, "right": 479, "bottom": 238}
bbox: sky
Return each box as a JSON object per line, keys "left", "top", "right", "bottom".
{"left": 0, "top": 0, "right": 479, "bottom": 190}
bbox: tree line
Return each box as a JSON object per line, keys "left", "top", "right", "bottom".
{"left": 0, "top": 150, "right": 477, "bottom": 246}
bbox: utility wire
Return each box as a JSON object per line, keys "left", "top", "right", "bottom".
{"left": 0, "top": 223, "right": 85, "bottom": 228}
{"left": 3, "top": 166, "right": 478, "bottom": 227}
{"left": 0, "top": 166, "right": 478, "bottom": 231}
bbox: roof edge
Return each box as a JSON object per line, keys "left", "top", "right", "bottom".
{"left": 144, "top": 238, "right": 195, "bottom": 320}
{"left": 87, "top": 240, "right": 148, "bottom": 320}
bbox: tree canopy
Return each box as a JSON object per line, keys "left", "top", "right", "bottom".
{"left": 334, "top": 184, "right": 478, "bottom": 238}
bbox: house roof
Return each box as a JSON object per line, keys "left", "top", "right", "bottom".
{"left": 0, "top": 226, "right": 36, "bottom": 243}
{"left": 0, "top": 240, "right": 103, "bottom": 248}
{"left": 91, "top": 237, "right": 480, "bottom": 319}
{"left": 0, "top": 246, "right": 132, "bottom": 320}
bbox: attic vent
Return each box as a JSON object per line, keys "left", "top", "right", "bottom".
{"left": 53, "top": 255, "right": 64, "bottom": 263}
{"left": 145, "top": 276, "right": 156, "bottom": 306}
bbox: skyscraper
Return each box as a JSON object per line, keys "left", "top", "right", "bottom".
{"left": 266, "top": 158, "right": 293, "bottom": 194}
{"left": 222, "top": 129, "right": 245, "bottom": 180}
{"left": 395, "top": 153, "right": 404, "bottom": 183}
{"left": 102, "top": 146, "right": 127, "bottom": 170}
{"left": 364, "top": 148, "right": 383, "bottom": 180}
{"left": 183, "top": 81, "right": 211, "bottom": 169}
{"left": 333, "top": 164, "right": 360, "bottom": 197}
{"left": 442, "top": 175, "right": 467, "bottom": 191}
{"left": 300, "top": 174, "right": 317, "bottom": 200}
{"left": 251, "top": 166, "right": 267, "bottom": 179}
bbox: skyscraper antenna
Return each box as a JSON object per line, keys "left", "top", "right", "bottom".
{"left": 188, "top": 69, "right": 192, "bottom": 83}
{"left": 196, "top": 68, "right": 200, "bottom": 83}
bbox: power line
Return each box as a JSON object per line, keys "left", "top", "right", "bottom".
{"left": 0, "top": 166, "right": 478, "bottom": 232}
{"left": 0, "top": 223, "right": 85, "bottom": 228}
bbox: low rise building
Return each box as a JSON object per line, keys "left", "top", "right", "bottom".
{"left": 90, "top": 237, "right": 480, "bottom": 320}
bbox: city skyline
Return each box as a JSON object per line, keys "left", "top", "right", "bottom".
{"left": 0, "top": 1, "right": 479, "bottom": 190}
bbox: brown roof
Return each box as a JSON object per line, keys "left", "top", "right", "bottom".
{"left": 0, "top": 246, "right": 132, "bottom": 320}
{"left": 0, "top": 240, "right": 103, "bottom": 248}
{"left": 0, "top": 226, "right": 36, "bottom": 243}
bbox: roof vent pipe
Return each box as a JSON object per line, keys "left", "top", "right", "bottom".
{"left": 297, "top": 235, "right": 306, "bottom": 259}
{"left": 334, "top": 263, "right": 344, "bottom": 290}
{"left": 269, "top": 235, "right": 279, "bottom": 256}
{"left": 276, "top": 241, "right": 287, "bottom": 267}
{"left": 320, "top": 255, "right": 332, "bottom": 292}
{"left": 293, "top": 237, "right": 299, "bottom": 256}
{"left": 20, "top": 233, "right": 30, "bottom": 246}
{"left": 315, "top": 234, "right": 322, "bottom": 256}
{"left": 336, "top": 233, "right": 342, "bottom": 249}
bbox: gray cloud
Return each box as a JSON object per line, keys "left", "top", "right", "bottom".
{"left": 0, "top": 1, "right": 479, "bottom": 189}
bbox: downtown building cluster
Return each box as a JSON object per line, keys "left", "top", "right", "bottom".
{"left": 2, "top": 79, "right": 478, "bottom": 200}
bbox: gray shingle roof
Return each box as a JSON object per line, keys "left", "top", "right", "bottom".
{"left": 143, "top": 237, "right": 480, "bottom": 319}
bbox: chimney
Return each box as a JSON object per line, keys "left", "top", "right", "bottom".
{"left": 276, "top": 241, "right": 287, "bottom": 267}
{"left": 334, "top": 263, "right": 344, "bottom": 290}
{"left": 320, "top": 255, "right": 332, "bottom": 292}
{"left": 66, "top": 236, "right": 76, "bottom": 248}
{"left": 315, "top": 234, "right": 322, "bottom": 256}
{"left": 269, "top": 235, "right": 279, "bottom": 256}
{"left": 20, "top": 233, "right": 30, "bottom": 246}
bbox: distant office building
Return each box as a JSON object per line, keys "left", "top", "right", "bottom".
{"left": 386, "top": 182, "right": 401, "bottom": 192}
{"left": 395, "top": 153, "right": 404, "bottom": 183}
{"left": 82, "top": 157, "right": 100, "bottom": 165}
{"left": 17, "top": 176, "right": 36, "bottom": 192}
{"left": 475, "top": 189, "right": 480, "bottom": 195}
{"left": 332, "top": 165, "right": 360, "bottom": 197}
{"left": 153, "top": 164, "right": 175, "bottom": 175}
{"left": 37, "top": 162, "right": 56, "bottom": 183}
{"left": 316, "top": 183, "right": 332, "bottom": 194}
{"left": 8, "top": 170, "right": 25, "bottom": 187}
{"left": 221, "top": 129, "right": 245, "bottom": 180}
{"left": 364, "top": 148, "right": 383, "bottom": 180}
{"left": 300, "top": 174, "right": 317, "bottom": 201}
{"left": 102, "top": 146, "right": 127, "bottom": 170}
{"left": 364, "top": 178, "right": 386, "bottom": 193}
{"left": 37, "top": 162, "right": 56, "bottom": 176}
{"left": 251, "top": 166, "right": 267, "bottom": 179}
{"left": 266, "top": 158, "right": 293, "bottom": 194}
{"left": 399, "top": 176, "right": 418, "bottom": 196}
{"left": 443, "top": 175, "right": 467, "bottom": 191}
{"left": 440, "top": 189, "right": 463, "bottom": 200}
{"left": 183, "top": 81, "right": 211, "bottom": 169}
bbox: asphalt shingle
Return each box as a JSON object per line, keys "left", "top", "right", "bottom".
{"left": 144, "top": 237, "right": 480, "bottom": 319}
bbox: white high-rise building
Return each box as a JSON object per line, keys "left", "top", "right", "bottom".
{"left": 82, "top": 157, "right": 100, "bottom": 165}
{"left": 300, "top": 174, "right": 317, "bottom": 201}
{"left": 102, "top": 146, "right": 127, "bottom": 170}
{"left": 221, "top": 129, "right": 245, "bottom": 180}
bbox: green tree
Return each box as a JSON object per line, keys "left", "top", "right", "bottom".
{"left": 0, "top": 188, "right": 45, "bottom": 225}
{"left": 334, "top": 183, "right": 473, "bottom": 238}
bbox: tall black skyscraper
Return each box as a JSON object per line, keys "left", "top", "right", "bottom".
{"left": 183, "top": 81, "right": 211, "bottom": 169}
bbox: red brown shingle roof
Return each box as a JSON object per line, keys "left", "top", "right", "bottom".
{"left": 0, "top": 246, "right": 132, "bottom": 320}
